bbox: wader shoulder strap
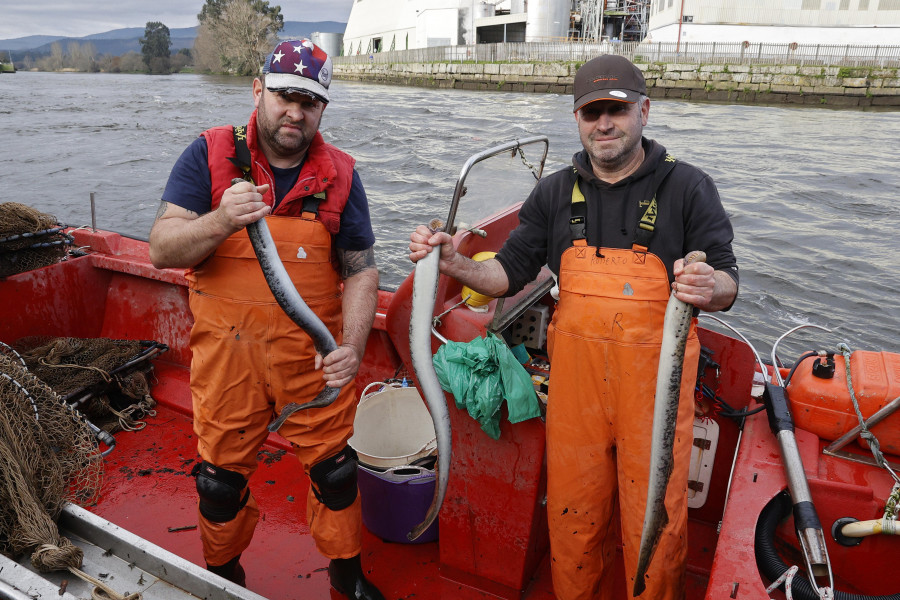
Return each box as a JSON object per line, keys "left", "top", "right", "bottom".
{"left": 227, "top": 125, "right": 324, "bottom": 220}
{"left": 632, "top": 153, "right": 677, "bottom": 251}
{"left": 569, "top": 155, "right": 677, "bottom": 248}
{"left": 570, "top": 168, "right": 587, "bottom": 247}
{"left": 227, "top": 125, "right": 254, "bottom": 183}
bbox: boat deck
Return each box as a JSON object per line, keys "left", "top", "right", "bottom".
{"left": 90, "top": 362, "right": 554, "bottom": 600}
{"left": 81, "top": 360, "right": 732, "bottom": 599}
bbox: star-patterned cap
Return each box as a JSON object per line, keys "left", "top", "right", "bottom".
{"left": 262, "top": 39, "right": 332, "bottom": 103}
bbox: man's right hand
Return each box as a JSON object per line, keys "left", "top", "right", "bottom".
{"left": 408, "top": 224, "right": 510, "bottom": 298}
{"left": 149, "top": 181, "right": 273, "bottom": 270}
{"left": 408, "top": 224, "right": 454, "bottom": 265}
{"left": 218, "top": 181, "right": 272, "bottom": 235}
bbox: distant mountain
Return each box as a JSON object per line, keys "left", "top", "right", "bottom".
{"left": 0, "top": 21, "right": 346, "bottom": 56}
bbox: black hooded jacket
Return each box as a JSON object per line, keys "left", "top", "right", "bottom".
{"left": 494, "top": 137, "right": 738, "bottom": 300}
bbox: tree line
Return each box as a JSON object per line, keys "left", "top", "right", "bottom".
{"left": 15, "top": 0, "right": 284, "bottom": 75}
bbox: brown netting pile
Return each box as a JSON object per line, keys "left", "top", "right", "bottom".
{"left": 14, "top": 336, "right": 165, "bottom": 433}
{"left": 0, "top": 202, "right": 73, "bottom": 278}
{"left": 0, "top": 348, "right": 102, "bottom": 572}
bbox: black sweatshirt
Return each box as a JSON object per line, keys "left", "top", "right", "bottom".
{"left": 495, "top": 137, "right": 739, "bottom": 301}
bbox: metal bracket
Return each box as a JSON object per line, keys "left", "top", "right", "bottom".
{"left": 822, "top": 395, "right": 900, "bottom": 471}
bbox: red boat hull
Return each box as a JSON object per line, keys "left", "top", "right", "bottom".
{"left": 3, "top": 227, "right": 898, "bottom": 599}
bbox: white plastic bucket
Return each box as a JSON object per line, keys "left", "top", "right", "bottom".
{"left": 349, "top": 383, "right": 437, "bottom": 469}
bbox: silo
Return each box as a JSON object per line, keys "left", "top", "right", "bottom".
{"left": 526, "top": 0, "right": 570, "bottom": 41}
{"left": 310, "top": 32, "right": 344, "bottom": 57}
{"left": 475, "top": 1, "right": 495, "bottom": 19}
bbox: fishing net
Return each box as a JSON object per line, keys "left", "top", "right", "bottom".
{"left": 0, "top": 202, "right": 73, "bottom": 278}
{"left": 13, "top": 336, "right": 166, "bottom": 433}
{"left": 0, "top": 348, "right": 102, "bottom": 572}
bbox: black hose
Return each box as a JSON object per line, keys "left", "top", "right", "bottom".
{"left": 755, "top": 490, "right": 900, "bottom": 600}
{"left": 783, "top": 352, "right": 819, "bottom": 387}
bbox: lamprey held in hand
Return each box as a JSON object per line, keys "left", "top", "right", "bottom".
{"left": 407, "top": 219, "right": 452, "bottom": 541}
{"left": 633, "top": 250, "right": 706, "bottom": 597}
{"left": 231, "top": 180, "right": 341, "bottom": 433}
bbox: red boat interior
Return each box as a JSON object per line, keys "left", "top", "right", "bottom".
{"left": 2, "top": 224, "right": 898, "bottom": 600}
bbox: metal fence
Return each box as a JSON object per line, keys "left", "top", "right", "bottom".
{"left": 334, "top": 41, "right": 900, "bottom": 68}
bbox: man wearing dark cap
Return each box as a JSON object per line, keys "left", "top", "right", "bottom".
{"left": 408, "top": 54, "right": 738, "bottom": 599}
{"left": 150, "top": 39, "right": 383, "bottom": 599}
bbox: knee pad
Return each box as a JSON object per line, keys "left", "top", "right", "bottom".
{"left": 309, "top": 446, "right": 359, "bottom": 511}
{"left": 192, "top": 461, "right": 250, "bottom": 523}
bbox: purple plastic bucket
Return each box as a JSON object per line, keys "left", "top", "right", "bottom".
{"left": 357, "top": 464, "right": 438, "bottom": 544}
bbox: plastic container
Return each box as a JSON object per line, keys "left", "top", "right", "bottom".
{"left": 357, "top": 464, "right": 438, "bottom": 544}
{"left": 348, "top": 383, "right": 437, "bottom": 469}
{"left": 787, "top": 350, "right": 900, "bottom": 454}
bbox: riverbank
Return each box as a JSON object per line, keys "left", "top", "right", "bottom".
{"left": 333, "top": 61, "right": 900, "bottom": 108}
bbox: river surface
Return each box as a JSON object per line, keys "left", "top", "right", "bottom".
{"left": 2, "top": 71, "right": 898, "bottom": 359}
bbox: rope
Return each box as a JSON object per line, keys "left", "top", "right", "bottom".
{"left": 838, "top": 343, "right": 900, "bottom": 486}
{"left": 106, "top": 395, "right": 156, "bottom": 432}
{"left": 767, "top": 565, "right": 799, "bottom": 600}
{"left": 38, "top": 358, "right": 113, "bottom": 383}
{"left": 766, "top": 565, "right": 834, "bottom": 600}
{"left": 68, "top": 565, "right": 143, "bottom": 600}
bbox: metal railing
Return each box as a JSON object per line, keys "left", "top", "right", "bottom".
{"left": 334, "top": 41, "right": 900, "bottom": 68}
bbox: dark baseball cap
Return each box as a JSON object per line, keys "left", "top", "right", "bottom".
{"left": 574, "top": 55, "right": 647, "bottom": 112}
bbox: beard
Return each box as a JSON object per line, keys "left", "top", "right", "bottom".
{"left": 583, "top": 132, "right": 641, "bottom": 172}
{"left": 256, "top": 95, "right": 320, "bottom": 159}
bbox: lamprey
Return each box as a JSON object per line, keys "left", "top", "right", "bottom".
{"left": 634, "top": 250, "right": 706, "bottom": 596}
{"left": 231, "top": 180, "right": 341, "bottom": 433}
{"left": 407, "top": 219, "right": 452, "bottom": 541}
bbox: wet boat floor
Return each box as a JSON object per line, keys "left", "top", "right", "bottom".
{"left": 90, "top": 374, "right": 557, "bottom": 600}
{"left": 89, "top": 365, "right": 714, "bottom": 600}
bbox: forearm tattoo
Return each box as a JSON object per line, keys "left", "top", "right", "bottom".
{"left": 337, "top": 247, "right": 376, "bottom": 279}
{"left": 154, "top": 201, "right": 168, "bottom": 221}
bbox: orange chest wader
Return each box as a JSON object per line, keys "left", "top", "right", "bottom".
{"left": 186, "top": 211, "right": 362, "bottom": 565}
{"left": 544, "top": 172, "right": 699, "bottom": 600}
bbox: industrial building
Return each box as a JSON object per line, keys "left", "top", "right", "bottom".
{"left": 341, "top": 1, "right": 649, "bottom": 55}
{"left": 340, "top": 0, "right": 899, "bottom": 56}
{"left": 647, "top": 0, "right": 900, "bottom": 46}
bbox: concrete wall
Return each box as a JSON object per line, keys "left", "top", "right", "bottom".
{"left": 333, "top": 61, "right": 900, "bottom": 108}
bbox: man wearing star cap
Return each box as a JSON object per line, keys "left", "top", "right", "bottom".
{"left": 150, "top": 39, "right": 384, "bottom": 599}
{"left": 407, "top": 54, "right": 738, "bottom": 599}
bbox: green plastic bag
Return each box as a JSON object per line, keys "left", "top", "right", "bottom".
{"left": 433, "top": 332, "right": 541, "bottom": 440}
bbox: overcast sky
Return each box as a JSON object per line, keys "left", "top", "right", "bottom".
{"left": 0, "top": 0, "right": 355, "bottom": 40}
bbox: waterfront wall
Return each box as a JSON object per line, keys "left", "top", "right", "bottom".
{"left": 333, "top": 62, "right": 900, "bottom": 108}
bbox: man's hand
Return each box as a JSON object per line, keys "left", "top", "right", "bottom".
{"left": 409, "top": 224, "right": 455, "bottom": 265}
{"left": 217, "top": 181, "right": 272, "bottom": 234}
{"left": 672, "top": 256, "right": 737, "bottom": 313}
{"left": 315, "top": 345, "right": 362, "bottom": 388}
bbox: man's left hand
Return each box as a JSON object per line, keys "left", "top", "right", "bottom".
{"left": 672, "top": 257, "right": 737, "bottom": 313}
{"left": 315, "top": 346, "right": 361, "bottom": 388}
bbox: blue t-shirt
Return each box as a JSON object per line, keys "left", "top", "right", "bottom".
{"left": 161, "top": 136, "right": 375, "bottom": 251}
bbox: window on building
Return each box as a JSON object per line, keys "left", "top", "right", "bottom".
{"left": 878, "top": 0, "right": 900, "bottom": 8}
{"left": 373, "top": 37, "right": 382, "bottom": 52}
{"left": 859, "top": 0, "right": 869, "bottom": 8}
{"left": 839, "top": 0, "right": 849, "bottom": 8}
{"left": 801, "top": 0, "right": 821, "bottom": 8}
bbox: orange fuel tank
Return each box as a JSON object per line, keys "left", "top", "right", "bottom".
{"left": 786, "top": 350, "right": 900, "bottom": 456}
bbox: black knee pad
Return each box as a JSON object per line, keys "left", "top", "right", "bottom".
{"left": 192, "top": 461, "right": 250, "bottom": 523}
{"left": 309, "top": 446, "right": 359, "bottom": 511}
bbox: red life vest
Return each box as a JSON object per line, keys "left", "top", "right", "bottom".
{"left": 202, "top": 108, "right": 355, "bottom": 235}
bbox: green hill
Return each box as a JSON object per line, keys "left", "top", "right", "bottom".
{"left": 0, "top": 21, "right": 346, "bottom": 60}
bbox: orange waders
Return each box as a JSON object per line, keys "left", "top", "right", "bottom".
{"left": 545, "top": 242, "right": 700, "bottom": 600}
{"left": 186, "top": 213, "right": 362, "bottom": 567}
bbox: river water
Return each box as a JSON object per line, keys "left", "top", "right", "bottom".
{"left": 2, "top": 71, "right": 898, "bottom": 359}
